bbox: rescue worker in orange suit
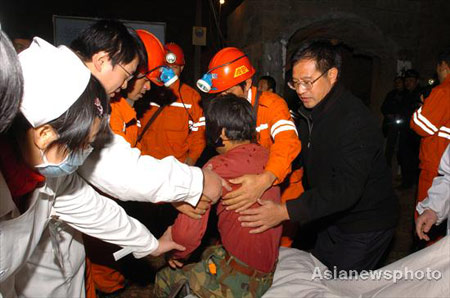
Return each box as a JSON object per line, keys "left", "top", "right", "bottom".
{"left": 85, "top": 30, "right": 170, "bottom": 297}
{"left": 197, "top": 47, "right": 302, "bottom": 246}
{"left": 410, "top": 48, "right": 450, "bottom": 245}
{"left": 139, "top": 42, "right": 206, "bottom": 166}
{"left": 109, "top": 30, "right": 167, "bottom": 148}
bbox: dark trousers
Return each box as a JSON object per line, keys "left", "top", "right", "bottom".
{"left": 312, "top": 225, "right": 395, "bottom": 273}
{"left": 398, "top": 127, "right": 420, "bottom": 187}
{"left": 384, "top": 126, "right": 399, "bottom": 167}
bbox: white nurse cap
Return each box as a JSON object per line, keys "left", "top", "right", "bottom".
{"left": 19, "top": 37, "right": 91, "bottom": 127}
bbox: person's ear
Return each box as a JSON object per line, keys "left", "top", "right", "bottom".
{"left": 33, "top": 125, "right": 58, "bottom": 151}
{"left": 92, "top": 51, "right": 111, "bottom": 73}
{"left": 328, "top": 67, "right": 339, "bottom": 85}
{"left": 180, "top": 65, "right": 185, "bottom": 73}
{"left": 443, "top": 62, "right": 450, "bottom": 72}
{"left": 220, "top": 128, "right": 229, "bottom": 141}
{"left": 244, "top": 78, "right": 253, "bottom": 93}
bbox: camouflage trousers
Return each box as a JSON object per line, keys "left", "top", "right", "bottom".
{"left": 154, "top": 245, "right": 273, "bottom": 298}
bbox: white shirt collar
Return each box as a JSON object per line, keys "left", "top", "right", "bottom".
{"left": 126, "top": 98, "right": 135, "bottom": 107}
{"left": 246, "top": 88, "right": 252, "bottom": 104}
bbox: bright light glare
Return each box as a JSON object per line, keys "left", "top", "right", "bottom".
{"left": 220, "top": 0, "right": 225, "bottom": 4}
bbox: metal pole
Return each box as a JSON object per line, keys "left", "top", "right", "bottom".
{"left": 194, "top": 0, "right": 202, "bottom": 80}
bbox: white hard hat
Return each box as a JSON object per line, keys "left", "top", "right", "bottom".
{"left": 19, "top": 37, "right": 91, "bottom": 127}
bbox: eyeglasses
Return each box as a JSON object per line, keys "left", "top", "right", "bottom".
{"left": 117, "top": 64, "right": 135, "bottom": 82}
{"left": 288, "top": 68, "right": 330, "bottom": 91}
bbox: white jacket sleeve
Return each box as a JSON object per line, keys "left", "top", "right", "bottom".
{"left": 78, "top": 134, "right": 203, "bottom": 206}
{"left": 417, "top": 144, "right": 450, "bottom": 225}
{"left": 53, "top": 174, "right": 158, "bottom": 258}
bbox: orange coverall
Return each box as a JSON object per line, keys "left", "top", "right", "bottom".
{"left": 249, "top": 87, "right": 303, "bottom": 246}
{"left": 139, "top": 80, "right": 206, "bottom": 163}
{"left": 410, "top": 75, "right": 450, "bottom": 216}
{"left": 109, "top": 97, "right": 141, "bottom": 148}
{"left": 249, "top": 86, "right": 301, "bottom": 185}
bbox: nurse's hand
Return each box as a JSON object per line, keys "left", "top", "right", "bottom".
{"left": 222, "top": 171, "right": 276, "bottom": 212}
{"left": 151, "top": 226, "right": 186, "bottom": 257}
{"left": 238, "top": 199, "right": 290, "bottom": 233}
{"left": 173, "top": 196, "right": 211, "bottom": 219}
{"left": 202, "top": 166, "right": 230, "bottom": 204}
{"left": 416, "top": 209, "right": 438, "bottom": 241}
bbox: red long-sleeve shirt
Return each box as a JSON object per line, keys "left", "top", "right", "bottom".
{"left": 171, "top": 143, "right": 282, "bottom": 273}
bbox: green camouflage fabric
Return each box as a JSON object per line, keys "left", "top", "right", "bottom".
{"left": 154, "top": 245, "right": 273, "bottom": 298}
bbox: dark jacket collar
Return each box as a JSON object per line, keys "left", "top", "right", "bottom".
{"left": 298, "top": 83, "right": 344, "bottom": 120}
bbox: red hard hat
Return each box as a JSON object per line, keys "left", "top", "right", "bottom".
{"left": 136, "top": 29, "right": 165, "bottom": 86}
{"left": 164, "top": 42, "right": 185, "bottom": 66}
{"left": 201, "top": 47, "right": 255, "bottom": 94}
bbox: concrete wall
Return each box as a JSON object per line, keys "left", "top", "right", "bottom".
{"left": 227, "top": 0, "right": 450, "bottom": 115}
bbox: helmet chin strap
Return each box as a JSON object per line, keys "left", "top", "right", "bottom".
{"left": 144, "top": 65, "right": 164, "bottom": 76}
{"left": 208, "top": 54, "right": 247, "bottom": 73}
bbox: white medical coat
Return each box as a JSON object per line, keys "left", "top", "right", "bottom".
{"left": 79, "top": 134, "right": 203, "bottom": 205}
{"left": 0, "top": 171, "right": 156, "bottom": 298}
{"left": 0, "top": 134, "right": 204, "bottom": 297}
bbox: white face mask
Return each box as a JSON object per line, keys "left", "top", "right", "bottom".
{"left": 35, "top": 145, "right": 94, "bottom": 178}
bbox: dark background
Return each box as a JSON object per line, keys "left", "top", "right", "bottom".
{"left": 0, "top": 0, "right": 244, "bottom": 86}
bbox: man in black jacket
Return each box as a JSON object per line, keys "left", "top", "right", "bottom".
{"left": 381, "top": 76, "right": 405, "bottom": 167}
{"left": 239, "top": 40, "right": 399, "bottom": 272}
